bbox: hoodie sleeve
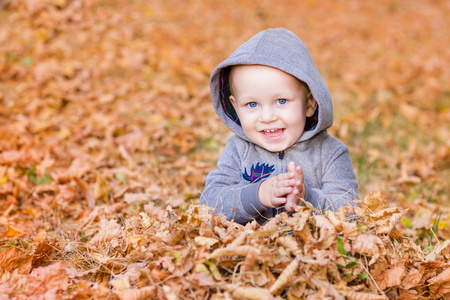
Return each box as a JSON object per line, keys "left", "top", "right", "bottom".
{"left": 303, "top": 139, "right": 359, "bottom": 212}
{"left": 201, "top": 136, "right": 269, "bottom": 224}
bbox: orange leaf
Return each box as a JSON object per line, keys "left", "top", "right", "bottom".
{"left": 5, "top": 225, "right": 24, "bottom": 237}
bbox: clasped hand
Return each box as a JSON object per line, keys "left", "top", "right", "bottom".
{"left": 258, "top": 161, "right": 305, "bottom": 212}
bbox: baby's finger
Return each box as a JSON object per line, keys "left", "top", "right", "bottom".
{"left": 285, "top": 198, "right": 297, "bottom": 212}
{"left": 274, "top": 186, "right": 292, "bottom": 197}
{"left": 288, "top": 161, "right": 296, "bottom": 173}
{"left": 276, "top": 178, "right": 297, "bottom": 188}
{"left": 296, "top": 166, "right": 304, "bottom": 182}
{"left": 286, "top": 192, "right": 298, "bottom": 205}
{"left": 272, "top": 197, "right": 287, "bottom": 207}
{"left": 277, "top": 172, "right": 295, "bottom": 182}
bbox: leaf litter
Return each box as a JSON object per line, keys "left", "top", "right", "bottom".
{"left": 0, "top": 0, "right": 449, "bottom": 299}
{"left": 1, "top": 193, "right": 449, "bottom": 299}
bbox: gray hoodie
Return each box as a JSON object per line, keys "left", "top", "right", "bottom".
{"left": 202, "top": 28, "right": 358, "bottom": 225}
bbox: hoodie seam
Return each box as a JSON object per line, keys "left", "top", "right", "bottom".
{"left": 248, "top": 31, "right": 268, "bottom": 63}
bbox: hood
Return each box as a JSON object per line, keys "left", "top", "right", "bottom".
{"left": 209, "top": 28, "right": 333, "bottom": 143}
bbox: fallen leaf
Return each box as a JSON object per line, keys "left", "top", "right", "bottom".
{"left": 0, "top": 247, "right": 32, "bottom": 274}
{"left": 114, "top": 286, "right": 156, "bottom": 300}
{"left": 94, "top": 172, "right": 109, "bottom": 203}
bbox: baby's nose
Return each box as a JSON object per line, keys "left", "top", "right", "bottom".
{"left": 259, "top": 107, "right": 277, "bottom": 122}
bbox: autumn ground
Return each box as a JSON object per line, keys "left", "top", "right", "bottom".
{"left": 0, "top": 0, "right": 449, "bottom": 299}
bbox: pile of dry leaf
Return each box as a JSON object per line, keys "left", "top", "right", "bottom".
{"left": 0, "top": 0, "right": 449, "bottom": 299}
{"left": 1, "top": 192, "right": 450, "bottom": 299}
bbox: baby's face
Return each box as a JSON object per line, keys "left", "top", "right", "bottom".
{"left": 229, "top": 65, "right": 316, "bottom": 152}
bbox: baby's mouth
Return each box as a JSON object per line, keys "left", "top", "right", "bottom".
{"left": 261, "top": 128, "right": 284, "bottom": 138}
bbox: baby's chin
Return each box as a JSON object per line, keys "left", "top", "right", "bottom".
{"left": 255, "top": 143, "right": 292, "bottom": 153}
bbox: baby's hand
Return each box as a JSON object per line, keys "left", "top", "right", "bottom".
{"left": 258, "top": 161, "right": 305, "bottom": 210}
{"left": 285, "top": 161, "right": 305, "bottom": 212}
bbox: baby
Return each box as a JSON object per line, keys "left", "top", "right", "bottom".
{"left": 202, "top": 28, "right": 358, "bottom": 225}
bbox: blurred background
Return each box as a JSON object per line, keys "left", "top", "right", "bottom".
{"left": 0, "top": 0, "right": 449, "bottom": 237}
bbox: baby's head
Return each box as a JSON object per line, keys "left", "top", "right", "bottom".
{"left": 228, "top": 64, "right": 317, "bottom": 152}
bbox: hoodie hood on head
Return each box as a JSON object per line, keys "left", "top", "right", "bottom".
{"left": 209, "top": 28, "right": 333, "bottom": 143}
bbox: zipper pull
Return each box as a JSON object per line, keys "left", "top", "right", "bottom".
{"left": 278, "top": 151, "right": 284, "bottom": 159}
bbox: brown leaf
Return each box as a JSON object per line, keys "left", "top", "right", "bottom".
{"left": 313, "top": 215, "right": 337, "bottom": 249}
{"left": 400, "top": 268, "right": 422, "bottom": 290}
{"left": 194, "top": 236, "right": 219, "bottom": 249}
{"left": 89, "top": 219, "right": 123, "bottom": 246}
{"left": 109, "top": 267, "right": 141, "bottom": 291}
{"left": 278, "top": 235, "right": 302, "bottom": 257}
{"left": 232, "top": 286, "right": 275, "bottom": 300}
{"left": 94, "top": 172, "right": 109, "bottom": 204}
{"left": 326, "top": 211, "right": 343, "bottom": 231}
{"left": 27, "top": 261, "right": 68, "bottom": 296}
{"left": 425, "top": 240, "right": 450, "bottom": 261}
{"left": 74, "top": 177, "right": 95, "bottom": 210}
{"left": 114, "top": 286, "right": 156, "bottom": 300}
{"left": 0, "top": 247, "right": 32, "bottom": 274}
{"left": 32, "top": 241, "right": 58, "bottom": 269}
{"left": 372, "top": 265, "right": 405, "bottom": 290}
{"left": 389, "top": 227, "right": 403, "bottom": 243}
{"left": 326, "top": 211, "right": 358, "bottom": 240}
{"left": 353, "top": 234, "right": 384, "bottom": 264}
{"left": 208, "top": 245, "right": 261, "bottom": 259}
{"left": 269, "top": 258, "right": 299, "bottom": 295}
{"left": 428, "top": 268, "right": 450, "bottom": 293}
{"left": 375, "top": 208, "right": 408, "bottom": 235}
{"left": 360, "top": 192, "right": 390, "bottom": 214}
{"left": 33, "top": 60, "right": 58, "bottom": 86}
{"left": 186, "top": 272, "right": 216, "bottom": 287}
{"left": 338, "top": 290, "right": 388, "bottom": 300}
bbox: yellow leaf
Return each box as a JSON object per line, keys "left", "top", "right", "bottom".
{"left": 0, "top": 175, "right": 7, "bottom": 185}
{"left": 5, "top": 225, "right": 23, "bottom": 237}
{"left": 150, "top": 115, "right": 164, "bottom": 123}
{"left": 53, "top": 0, "right": 66, "bottom": 7}
{"left": 35, "top": 28, "right": 50, "bottom": 42}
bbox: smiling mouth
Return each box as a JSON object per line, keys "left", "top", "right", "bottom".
{"left": 261, "top": 128, "right": 285, "bottom": 138}
{"left": 261, "top": 128, "right": 283, "bottom": 133}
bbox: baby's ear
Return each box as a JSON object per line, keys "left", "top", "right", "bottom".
{"left": 306, "top": 93, "right": 318, "bottom": 117}
{"left": 229, "top": 95, "right": 237, "bottom": 109}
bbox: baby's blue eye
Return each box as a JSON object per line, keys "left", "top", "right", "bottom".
{"left": 247, "top": 102, "right": 257, "bottom": 108}
{"left": 278, "top": 99, "right": 287, "bottom": 105}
